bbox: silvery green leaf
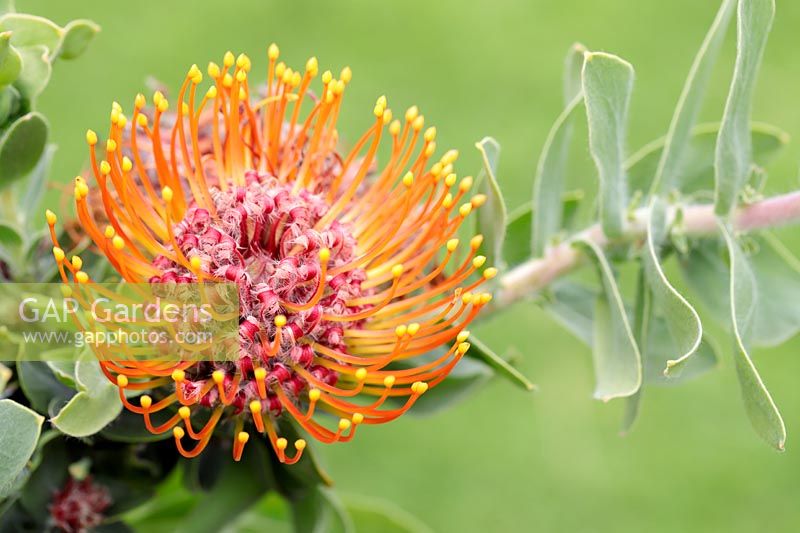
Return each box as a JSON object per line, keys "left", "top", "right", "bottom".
{"left": 0, "top": 399, "right": 44, "bottom": 497}
{"left": 0, "top": 111, "right": 48, "bottom": 189}
{"left": 582, "top": 52, "right": 634, "bottom": 238}
{"left": 651, "top": 0, "right": 735, "bottom": 194}
{"left": 468, "top": 335, "right": 536, "bottom": 391}
{"left": 714, "top": 0, "right": 775, "bottom": 215}
{"left": 503, "top": 205, "right": 532, "bottom": 268}
{"left": 0, "top": 31, "right": 21, "bottom": 86}
{"left": 475, "top": 137, "right": 506, "bottom": 268}
{"left": 574, "top": 238, "right": 642, "bottom": 401}
{"left": 13, "top": 44, "right": 51, "bottom": 102}
{"left": 542, "top": 280, "right": 596, "bottom": 346}
{"left": 20, "top": 143, "right": 55, "bottom": 228}
{"left": 720, "top": 222, "right": 785, "bottom": 450}
{"left": 55, "top": 19, "right": 99, "bottom": 60}
{"left": 0, "top": 14, "right": 61, "bottom": 53}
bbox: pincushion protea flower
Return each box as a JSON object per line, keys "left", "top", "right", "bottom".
{"left": 45, "top": 45, "right": 495, "bottom": 463}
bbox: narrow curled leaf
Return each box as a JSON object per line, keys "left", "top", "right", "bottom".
{"left": 542, "top": 280, "right": 595, "bottom": 346}
{"left": 574, "top": 238, "right": 642, "bottom": 401}
{"left": 720, "top": 222, "right": 785, "bottom": 450}
{"left": 56, "top": 19, "right": 99, "bottom": 60}
{"left": 643, "top": 199, "right": 702, "bottom": 376}
{"left": 467, "top": 335, "right": 536, "bottom": 391}
{"left": 651, "top": 0, "right": 736, "bottom": 195}
{"left": 0, "top": 398, "right": 44, "bottom": 497}
{"left": 531, "top": 43, "right": 585, "bottom": 256}
{"left": 582, "top": 51, "right": 634, "bottom": 238}
{"left": 475, "top": 137, "right": 507, "bottom": 268}
{"left": 0, "top": 31, "right": 21, "bottom": 86}
{"left": 503, "top": 205, "right": 532, "bottom": 268}
{"left": 714, "top": 0, "right": 775, "bottom": 215}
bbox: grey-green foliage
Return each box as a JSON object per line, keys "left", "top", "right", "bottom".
{"left": 485, "top": 0, "right": 797, "bottom": 450}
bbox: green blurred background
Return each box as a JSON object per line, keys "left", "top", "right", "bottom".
{"left": 22, "top": 0, "right": 800, "bottom": 531}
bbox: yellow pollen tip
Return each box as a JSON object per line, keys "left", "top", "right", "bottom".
{"left": 110, "top": 108, "right": 119, "bottom": 124}
{"left": 275, "top": 62, "right": 286, "bottom": 78}
{"left": 391, "top": 264, "right": 404, "bottom": 278}
{"left": 441, "top": 163, "right": 454, "bottom": 176}
{"left": 206, "top": 86, "right": 218, "bottom": 99}
{"left": 373, "top": 104, "right": 384, "bottom": 118}
{"left": 473, "top": 256, "right": 486, "bottom": 268}
{"left": 459, "top": 203, "right": 473, "bottom": 217}
{"left": 236, "top": 69, "right": 247, "bottom": 83}
{"left": 442, "top": 194, "right": 454, "bottom": 209}
{"left": 338, "top": 418, "right": 351, "bottom": 431}
{"left": 112, "top": 235, "right": 125, "bottom": 250}
{"left": 430, "top": 162, "right": 443, "bottom": 177}
{"left": 179, "top": 406, "right": 191, "bottom": 419}
{"left": 295, "top": 439, "right": 307, "bottom": 451}
{"left": 352, "top": 413, "right": 364, "bottom": 425}
{"left": 254, "top": 368, "right": 267, "bottom": 381}
{"left": 384, "top": 375, "right": 396, "bottom": 388}
{"left": 457, "top": 330, "right": 470, "bottom": 343}
{"left": 117, "top": 114, "right": 127, "bottom": 128}
{"left": 52, "top": 246, "right": 65, "bottom": 262}
{"left": 405, "top": 105, "right": 419, "bottom": 122}
{"left": 103, "top": 225, "right": 115, "bottom": 239}
{"left": 321, "top": 70, "right": 332, "bottom": 84}
{"left": 355, "top": 368, "right": 367, "bottom": 381}
{"left": 443, "top": 149, "right": 459, "bottom": 164}
{"left": 106, "top": 139, "right": 117, "bottom": 152}
{"left": 390, "top": 120, "right": 401, "bottom": 135}
{"left": 137, "top": 114, "right": 148, "bottom": 127}
{"left": 340, "top": 66, "right": 352, "bottom": 84}
{"left": 305, "top": 56, "right": 319, "bottom": 76}
{"left": 412, "top": 115, "right": 425, "bottom": 131}
{"left": 140, "top": 395, "right": 152, "bottom": 409}
{"left": 238, "top": 432, "right": 250, "bottom": 444}
{"left": 238, "top": 87, "right": 246, "bottom": 100}
{"left": 71, "top": 256, "right": 82, "bottom": 269}
{"left": 188, "top": 64, "right": 202, "bottom": 84}
{"left": 424, "top": 142, "right": 436, "bottom": 157}
{"left": 480, "top": 293, "right": 493, "bottom": 304}
{"left": 190, "top": 256, "right": 202, "bottom": 270}
{"left": 319, "top": 248, "right": 331, "bottom": 263}
{"left": 402, "top": 172, "right": 414, "bottom": 188}
{"left": 276, "top": 437, "right": 288, "bottom": 450}
{"left": 424, "top": 126, "right": 437, "bottom": 142}
{"left": 235, "top": 53, "right": 248, "bottom": 68}
{"left": 412, "top": 381, "right": 429, "bottom": 395}
{"left": 291, "top": 71, "right": 301, "bottom": 87}
{"left": 458, "top": 342, "right": 471, "bottom": 354}
{"left": 407, "top": 323, "right": 420, "bottom": 336}
{"left": 75, "top": 271, "right": 89, "bottom": 284}
{"left": 99, "top": 160, "right": 111, "bottom": 175}
{"left": 471, "top": 194, "right": 487, "bottom": 208}
{"left": 222, "top": 74, "right": 233, "bottom": 88}
{"left": 462, "top": 292, "right": 474, "bottom": 305}
{"left": 212, "top": 370, "right": 224, "bottom": 384}
{"left": 274, "top": 315, "right": 287, "bottom": 328}
{"left": 249, "top": 400, "right": 261, "bottom": 413}
{"left": 86, "top": 129, "right": 97, "bottom": 145}
{"left": 376, "top": 95, "right": 387, "bottom": 108}
{"left": 45, "top": 210, "right": 57, "bottom": 225}
{"left": 122, "top": 156, "right": 133, "bottom": 172}
{"left": 116, "top": 374, "right": 128, "bottom": 387}
{"left": 471, "top": 235, "right": 484, "bottom": 249}
{"left": 395, "top": 325, "right": 407, "bottom": 337}
{"left": 446, "top": 239, "right": 459, "bottom": 252}
{"left": 208, "top": 62, "right": 221, "bottom": 78}
{"left": 173, "top": 427, "right": 185, "bottom": 439}
{"left": 333, "top": 79, "right": 345, "bottom": 95}
{"left": 171, "top": 369, "right": 185, "bottom": 382}
{"left": 223, "top": 51, "right": 235, "bottom": 67}
{"left": 268, "top": 43, "right": 280, "bottom": 60}
{"left": 135, "top": 93, "right": 146, "bottom": 108}
{"left": 445, "top": 173, "right": 457, "bottom": 187}
{"left": 309, "top": 388, "right": 321, "bottom": 402}
{"left": 382, "top": 109, "right": 393, "bottom": 124}
{"left": 157, "top": 98, "right": 169, "bottom": 112}
{"left": 484, "top": 268, "right": 498, "bottom": 280}
{"left": 460, "top": 177, "right": 475, "bottom": 192}
{"left": 153, "top": 91, "right": 164, "bottom": 105}
{"left": 161, "top": 186, "right": 174, "bottom": 203}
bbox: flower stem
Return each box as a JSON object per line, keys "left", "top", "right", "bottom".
{"left": 494, "top": 190, "right": 800, "bottom": 307}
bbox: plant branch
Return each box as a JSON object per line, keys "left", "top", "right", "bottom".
{"left": 495, "top": 190, "right": 800, "bottom": 307}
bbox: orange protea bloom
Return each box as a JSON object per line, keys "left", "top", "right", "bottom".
{"left": 46, "top": 45, "right": 495, "bottom": 463}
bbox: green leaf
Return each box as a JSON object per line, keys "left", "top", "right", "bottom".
{"left": 55, "top": 19, "right": 99, "bottom": 60}
{"left": 15, "top": 360, "right": 73, "bottom": 415}
{"left": 13, "top": 45, "right": 51, "bottom": 101}
{"left": 0, "top": 111, "right": 48, "bottom": 189}
{"left": 650, "top": 0, "right": 735, "bottom": 195}
{"left": 341, "top": 494, "right": 434, "bottom": 533}
{"left": 503, "top": 205, "right": 532, "bottom": 268}
{"left": 582, "top": 51, "right": 635, "bottom": 238}
{"left": 531, "top": 44, "right": 585, "bottom": 256}
{"left": 574, "top": 238, "right": 642, "bottom": 400}
{"left": 50, "top": 352, "right": 122, "bottom": 437}
{"left": 714, "top": 0, "right": 775, "bottom": 216}
{"left": 291, "top": 486, "right": 354, "bottom": 533}
{"left": 0, "top": 399, "right": 44, "bottom": 497}
{"left": 0, "top": 31, "right": 21, "bottom": 86}
{"left": 542, "top": 280, "right": 596, "bottom": 346}
{"left": 643, "top": 316, "right": 719, "bottom": 386}
{"left": 19, "top": 143, "right": 54, "bottom": 227}
{"left": 475, "top": 136, "right": 507, "bottom": 268}
{"left": 627, "top": 122, "right": 788, "bottom": 195}
{"left": 0, "top": 14, "right": 61, "bottom": 52}
{"left": 467, "top": 335, "right": 536, "bottom": 391}
{"left": 0, "top": 221, "right": 22, "bottom": 257}
{"left": 720, "top": 222, "right": 785, "bottom": 450}
{"left": 643, "top": 199, "right": 703, "bottom": 376}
